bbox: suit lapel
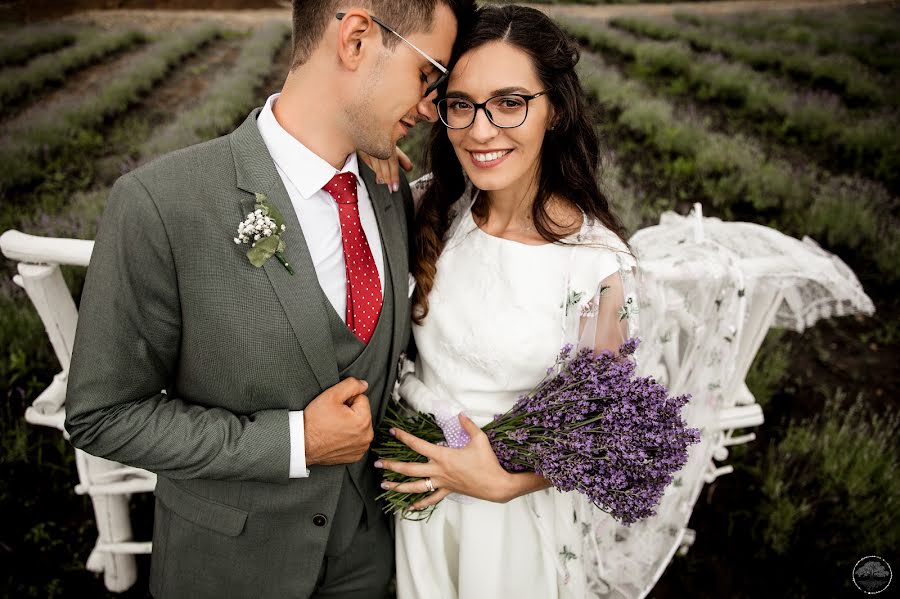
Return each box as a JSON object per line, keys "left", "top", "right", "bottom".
{"left": 358, "top": 161, "right": 408, "bottom": 421}
{"left": 231, "top": 110, "right": 340, "bottom": 391}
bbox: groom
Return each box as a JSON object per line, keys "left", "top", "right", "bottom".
{"left": 64, "top": 2, "right": 469, "bottom": 597}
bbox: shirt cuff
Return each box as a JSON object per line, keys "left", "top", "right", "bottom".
{"left": 288, "top": 410, "right": 311, "bottom": 478}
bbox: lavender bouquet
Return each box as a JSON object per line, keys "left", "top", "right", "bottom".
{"left": 376, "top": 338, "right": 701, "bottom": 524}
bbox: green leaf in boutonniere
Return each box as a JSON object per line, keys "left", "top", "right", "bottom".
{"left": 233, "top": 192, "right": 294, "bottom": 275}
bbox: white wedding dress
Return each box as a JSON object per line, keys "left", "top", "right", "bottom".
{"left": 395, "top": 176, "right": 640, "bottom": 599}
{"left": 393, "top": 175, "right": 876, "bottom": 599}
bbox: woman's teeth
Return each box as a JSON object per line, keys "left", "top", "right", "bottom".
{"left": 473, "top": 150, "right": 510, "bottom": 162}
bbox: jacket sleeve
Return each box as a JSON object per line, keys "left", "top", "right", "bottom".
{"left": 64, "top": 172, "right": 290, "bottom": 483}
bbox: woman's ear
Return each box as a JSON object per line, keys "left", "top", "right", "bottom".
{"left": 336, "top": 10, "right": 379, "bottom": 71}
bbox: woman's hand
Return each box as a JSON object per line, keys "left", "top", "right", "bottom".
{"left": 375, "top": 413, "right": 552, "bottom": 510}
{"left": 358, "top": 146, "right": 413, "bottom": 193}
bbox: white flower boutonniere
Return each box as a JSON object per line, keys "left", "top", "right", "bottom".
{"left": 233, "top": 192, "right": 294, "bottom": 275}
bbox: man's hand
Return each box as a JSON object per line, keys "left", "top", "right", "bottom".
{"left": 303, "top": 377, "right": 374, "bottom": 466}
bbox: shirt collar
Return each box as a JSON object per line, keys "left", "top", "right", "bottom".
{"left": 256, "top": 93, "right": 360, "bottom": 200}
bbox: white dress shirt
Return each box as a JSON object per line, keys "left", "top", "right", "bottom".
{"left": 256, "top": 93, "right": 385, "bottom": 478}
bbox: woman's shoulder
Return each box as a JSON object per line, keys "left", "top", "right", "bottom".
{"left": 564, "top": 217, "right": 635, "bottom": 285}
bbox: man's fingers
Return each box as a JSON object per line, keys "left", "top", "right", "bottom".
{"left": 397, "top": 147, "right": 413, "bottom": 172}
{"left": 347, "top": 393, "right": 371, "bottom": 416}
{"left": 329, "top": 377, "right": 368, "bottom": 402}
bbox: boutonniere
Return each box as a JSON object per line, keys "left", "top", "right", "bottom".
{"left": 233, "top": 192, "right": 295, "bottom": 275}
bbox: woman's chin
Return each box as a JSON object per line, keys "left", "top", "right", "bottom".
{"left": 463, "top": 169, "right": 514, "bottom": 192}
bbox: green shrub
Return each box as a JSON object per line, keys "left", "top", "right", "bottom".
{"left": 756, "top": 392, "right": 899, "bottom": 570}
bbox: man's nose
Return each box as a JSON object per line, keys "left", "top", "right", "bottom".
{"left": 417, "top": 91, "right": 439, "bottom": 123}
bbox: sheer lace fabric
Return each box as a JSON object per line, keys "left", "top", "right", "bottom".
{"left": 395, "top": 177, "right": 874, "bottom": 598}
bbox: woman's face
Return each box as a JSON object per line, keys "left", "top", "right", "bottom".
{"left": 444, "top": 41, "right": 553, "bottom": 193}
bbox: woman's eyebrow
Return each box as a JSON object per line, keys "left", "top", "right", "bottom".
{"left": 445, "top": 86, "right": 532, "bottom": 98}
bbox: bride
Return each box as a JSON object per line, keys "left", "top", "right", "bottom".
{"left": 367, "top": 5, "right": 640, "bottom": 598}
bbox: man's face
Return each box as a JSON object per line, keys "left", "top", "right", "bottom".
{"left": 346, "top": 4, "right": 457, "bottom": 160}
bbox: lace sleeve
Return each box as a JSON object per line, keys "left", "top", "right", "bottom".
{"left": 577, "top": 271, "right": 631, "bottom": 354}
{"left": 563, "top": 222, "right": 640, "bottom": 356}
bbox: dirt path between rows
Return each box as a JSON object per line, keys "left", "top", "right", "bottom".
{"left": 57, "top": 0, "right": 899, "bottom": 31}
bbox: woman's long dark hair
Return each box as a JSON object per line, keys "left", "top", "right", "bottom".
{"left": 411, "top": 4, "right": 627, "bottom": 324}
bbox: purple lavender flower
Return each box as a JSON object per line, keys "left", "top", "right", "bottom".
{"left": 377, "top": 337, "right": 701, "bottom": 524}
{"left": 483, "top": 338, "right": 701, "bottom": 525}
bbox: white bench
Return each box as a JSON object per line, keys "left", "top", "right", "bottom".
{"left": 0, "top": 203, "right": 874, "bottom": 596}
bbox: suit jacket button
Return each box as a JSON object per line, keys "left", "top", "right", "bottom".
{"left": 313, "top": 513, "right": 328, "bottom": 527}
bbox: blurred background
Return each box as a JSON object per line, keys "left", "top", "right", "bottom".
{"left": 0, "top": 0, "right": 897, "bottom": 597}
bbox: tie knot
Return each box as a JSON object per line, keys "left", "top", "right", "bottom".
{"left": 323, "top": 172, "right": 359, "bottom": 204}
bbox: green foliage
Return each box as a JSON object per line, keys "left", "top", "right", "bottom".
{"left": 673, "top": 6, "right": 900, "bottom": 75}
{"left": 563, "top": 26, "right": 900, "bottom": 282}
{"left": 0, "top": 23, "right": 79, "bottom": 68}
{"left": 611, "top": 16, "right": 886, "bottom": 108}
{"left": 0, "top": 29, "right": 147, "bottom": 110}
{"left": 744, "top": 330, "right": 791, "bottom": 411}
{"left": 756, "top": 392, "right": 899, "bottom": 562}
{"left": 0, "top": 23, "right": 222, "bottom": 196}
{"left": 579, "top": 19, "right": 900, "bottom": 192}
{"left": 139, "top": 21, "right": 290, "bottom": 159}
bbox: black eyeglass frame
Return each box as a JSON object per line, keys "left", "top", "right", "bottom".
{"left": 433, "top": 90, "right": 553, "bottom": 130}
{"left": 335, "top": 12, "right": 449, "bottom": 98}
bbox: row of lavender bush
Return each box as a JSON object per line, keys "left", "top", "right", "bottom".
{"left": 565, "top": 19, "right": 900, "bottom": 194}
{"left": 0, "top": 29, "right": 147, "bottom": 110}
{"left": 560, "top": 21, "right": 898, "bottom": 280}
{"left": 0, "top": 23, "right": 222, "bottom": 199}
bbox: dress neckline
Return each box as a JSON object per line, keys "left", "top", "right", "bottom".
{"left": 465, "top": 192, "right": 586, "bottom": 248}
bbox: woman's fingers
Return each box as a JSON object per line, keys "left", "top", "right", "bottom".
{"left": 381, "top": 476, "right": 443, "bottom": 495}
{"left": 397, "top": 147, "right": 413, "bottom": 172}
{"left": 388, "top": 154, "right": 400, "bottom": 192}
{"left": 411, "top": 488, "right": 451, "bottom": 510}
{"left": 390, "top": 427, "right": 442, "bottom": 459}
{"left": 375, "top": 458, "right": 431, "bottom": 478}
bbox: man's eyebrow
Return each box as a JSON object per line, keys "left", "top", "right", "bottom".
{"left": 445, "top": 86, "right": 532, "bottom": 98}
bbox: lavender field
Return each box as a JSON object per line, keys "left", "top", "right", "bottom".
{"left": 1, "top": 2, "right": 898, "bottom": 597}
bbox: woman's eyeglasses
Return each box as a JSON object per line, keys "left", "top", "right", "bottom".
{"left": 434, "top": 91, "right": 552, "bottom": 129}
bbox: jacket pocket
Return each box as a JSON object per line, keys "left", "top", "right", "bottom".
{"left": 154, "top": 477, "right": 248, "bottom": 537}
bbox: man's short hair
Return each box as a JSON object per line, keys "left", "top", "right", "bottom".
{"left": 290, "top": 1, "right": 470, "bottom": 69}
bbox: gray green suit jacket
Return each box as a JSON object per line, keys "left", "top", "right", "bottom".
{"left": 65, "top": 109, "right": 414, "bottom": 598}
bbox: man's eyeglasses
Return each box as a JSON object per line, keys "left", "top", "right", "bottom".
{"left": 336, "top": 12, "right": 449, "bottom": 97}
{"left": 434, "top": 91, "right": 552, "bottom": 130}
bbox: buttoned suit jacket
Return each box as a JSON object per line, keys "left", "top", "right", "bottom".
{"left": 64, "top": 108, "right": 414, "bottom": 598}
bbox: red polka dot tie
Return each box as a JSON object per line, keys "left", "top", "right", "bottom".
{"left": 323, "top": 172, "right": 383, "bottom": 344}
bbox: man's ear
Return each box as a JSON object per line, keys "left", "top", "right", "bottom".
{"left": 336, "top": 10, "right": 380, "bottom": 71}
